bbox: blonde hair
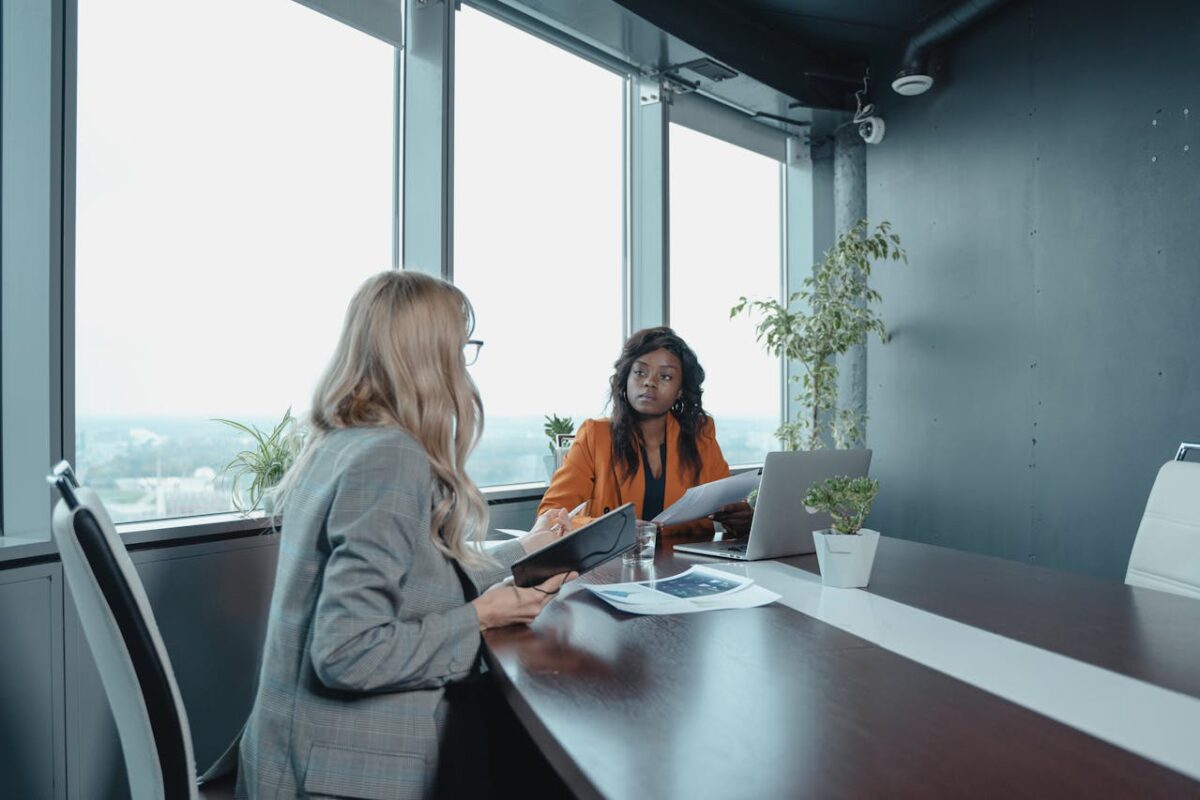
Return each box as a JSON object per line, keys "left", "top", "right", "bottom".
{"left": 278, "top": 270, "right": 488, "bottom": 564}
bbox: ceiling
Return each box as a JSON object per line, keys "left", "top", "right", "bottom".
{"left": 607, "top": 0, "right": 964, "bottom": 110}
{"left": 487, "top": 0, "right": 974, "bottom": 132}
{"left": 725, "top": 0, "right": 957, "bottom": 57}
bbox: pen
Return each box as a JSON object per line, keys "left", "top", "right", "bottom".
{"left": 549, "top": 502, "right": 588, "bottom": 537}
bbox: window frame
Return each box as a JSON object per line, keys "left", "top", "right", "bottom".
{"left": 0, "top": 0, "right": 810, "bottom": 548}
{"left": 664, "top": 104, "right": 794, "bottom": 466}
{"left": 671, "top": 102, "right": 816, "bottom": 441}
{"left": 450, "top": 0, "right": 630, "bottom": 488}
{"left": 2, "top": 0, "right": 69, "bottom": 542}
{"left": 65, "top": 0, "right": 402, "bottom": 529}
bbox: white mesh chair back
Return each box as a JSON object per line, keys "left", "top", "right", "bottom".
{"left": 1126, "top": 455, "right": 1200, "bottom": 600}
{"left": 49, "top": 465, "right": 199, "bottom": 800}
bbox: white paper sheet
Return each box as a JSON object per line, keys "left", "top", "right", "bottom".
{"left": 651, "top": 470, "right": 761, "bottom": 526}
{"left": 494, "top": 529, "right": 526, "bottom": 539}
{"left": 585, "top": 565, "right": 779, "bottom": 615}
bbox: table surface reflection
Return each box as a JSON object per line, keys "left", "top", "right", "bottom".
{"left": 483, "top": 534, "right": 1200, "bottom": 799}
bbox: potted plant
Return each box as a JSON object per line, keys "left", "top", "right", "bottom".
{"left": 542, "top": 414, "right": 575, "bottom": 480}
{"left": 732, "top": 218, "right": 905, "bottom": 450}
{"left": 214, "top": 408, "right": 306, "bottom": 515}
{"left": 804, "top": 475, "right": 881, "bottom": 588}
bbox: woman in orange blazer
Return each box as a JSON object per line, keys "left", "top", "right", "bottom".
{"left": 539, "top": 327, "right": 753, "bottom": 537}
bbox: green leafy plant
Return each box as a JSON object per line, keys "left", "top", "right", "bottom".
{"left": 732, "top": 219, "right": 905, "bottom": 450}
{"left": 214, "top": 408, "right": 306, "bottom": 514}
{"left": 803, "top": 476, "right": 880, "bottom": 534}
{"left": 543, "top": 414, "right": 575, "bottom": 454}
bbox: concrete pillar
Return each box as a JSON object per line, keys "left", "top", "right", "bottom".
{"left": 833, "top": 125, "right": 867, "bottom": 447}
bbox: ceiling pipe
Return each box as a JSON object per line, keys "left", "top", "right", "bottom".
{"left": 892, "top": 0, "right": 1012, "bottom": 96}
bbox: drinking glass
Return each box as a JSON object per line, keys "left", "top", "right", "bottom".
{"left": 622, "top": 520, "right": 658, "bottom": 565}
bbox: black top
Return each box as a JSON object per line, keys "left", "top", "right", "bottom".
{"left": 640, "top": 443, "right": 668, "bottom": 521}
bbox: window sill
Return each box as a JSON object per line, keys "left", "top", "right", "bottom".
{"left": 0, "top": 512, "right": 277, "bottom": 568}
{"left": 117, "top": 512, "right": 276, "bottom": 548}
{"left": 110, "top": 483, "right": 550, "bottom": 548}
{"left": 0, "top": 536, "right": 60, "bottom": 566}
{"left": 1, "top": 471, "right": 767, "bottom": 568}
{"left": 110, "top": 481, "right": 548, "bottom": 542}
{"left": 480, "top": 482, "right": 548, "bottom": 503}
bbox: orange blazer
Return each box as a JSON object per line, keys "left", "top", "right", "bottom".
{"left": 538, "top": 415, "right": 731, "bottom": 536}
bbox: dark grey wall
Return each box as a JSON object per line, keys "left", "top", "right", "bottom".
{"left": 0, "top": 563, "right": 64, "bottom": 800}
{"left": 66, "top": 536, "right": 279, "bottom": 800}
{"left": 0, "top": 535, "right": 278, "bottom": 800}
{"left": 865, "top": 0, "right": 1200, "bottom": 580}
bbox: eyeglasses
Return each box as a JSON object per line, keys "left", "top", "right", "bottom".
{"left": 463, "top": 339, "right": 484, "bottom": 366}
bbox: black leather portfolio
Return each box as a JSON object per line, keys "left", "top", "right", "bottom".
{"left": 510, "top": 503, "right": 637, "bottom": 588}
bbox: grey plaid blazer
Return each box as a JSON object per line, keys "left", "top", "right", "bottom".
{"left": 235, "top": 427, "right": 525, "bottom": 799}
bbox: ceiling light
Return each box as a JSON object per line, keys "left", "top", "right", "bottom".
{"left": 892, "top": 73, "right": 934, "bottom": 96}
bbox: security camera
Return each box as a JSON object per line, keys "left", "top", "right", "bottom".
{"left": 858, "top": 116, "right": 886, "bottom": 145}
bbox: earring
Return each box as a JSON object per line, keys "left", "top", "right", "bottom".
{"left": 671, "top": 398, "right": 685, "bottom": 415}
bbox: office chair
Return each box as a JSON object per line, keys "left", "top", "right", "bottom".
{"left": 48, "top": 462, "right": 236, "bottom": 800}
{"left": 1124, "top": 443, "right": 1200, "bottom": 600}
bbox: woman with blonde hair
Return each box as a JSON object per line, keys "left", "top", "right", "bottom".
{"left": 237, "top": 270, "right": 572, "bottom": 800}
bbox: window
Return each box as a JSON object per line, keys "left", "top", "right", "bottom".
{"left": 668, "top": 123, "right": 782, "bottom": 465}
{"left": 454, "top": 6, "right": 624, "bottom": 487}
{"left": 75, "top": 0, "right": 395, "bottom": 522}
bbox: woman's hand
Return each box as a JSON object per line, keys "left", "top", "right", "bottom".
{"left": 710, "top": 501, "right": 754, "bottom": 537}
{"left": 471, "top": 572, "right": 576, "bottom": 630}
{"left": 519, "top": 508, "right": 573, "bottom": 555}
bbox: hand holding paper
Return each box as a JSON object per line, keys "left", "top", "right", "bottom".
{"left": 710, "top": 501, "right": 754, "bottom": 535}
{"left": 651, "top": 470, "right": 761, "bottom": 527}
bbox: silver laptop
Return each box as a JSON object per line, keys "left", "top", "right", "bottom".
{"left": 675, "top": 449, "right": 872, "bottom": 561}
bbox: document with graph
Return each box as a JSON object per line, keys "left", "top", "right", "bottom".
{"left": 586, "top": 565, "right": 779, "bottom": 615}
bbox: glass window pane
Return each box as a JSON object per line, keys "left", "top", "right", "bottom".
{"left": 454, "top": 7, "right": 623, "bottom": 487}
{"left": 75, "top": 0, "right": 394, "bottom": 522}
{"left": 669, "top": 123, "right": 782, "bottom": 465}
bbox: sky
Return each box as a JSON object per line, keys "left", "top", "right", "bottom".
{"left": 669, "top": 123, "right": 783, "bottom": 423}
{"left": 75, "top": 0, "right": 393, "bottom": 419}
{"left": 74, "top": 0, "right": 783, "bottom": 424}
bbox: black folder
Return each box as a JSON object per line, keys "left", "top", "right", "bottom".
{"left": 511, "top": 503, "right": 637, "bottom": 588}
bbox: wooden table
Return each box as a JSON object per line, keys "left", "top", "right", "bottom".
{"left": 483, "top": 535, "right": 1200, "bottom": 799}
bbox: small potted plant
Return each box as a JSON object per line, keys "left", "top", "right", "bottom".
{"left": 542, "top": 414, "right": 575, "bottom": 480}
{"left": 803, "top": 475, "right": 881, "bottom": 588}
{"left": 214, "top": 408, "right": 306, "bottom": 515}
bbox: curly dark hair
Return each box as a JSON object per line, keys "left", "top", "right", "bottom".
{"left": 609, "top": 327, "right": 709, "bottom": 484}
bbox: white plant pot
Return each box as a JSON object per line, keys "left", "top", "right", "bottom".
{"left": 261, "top": 485, "right": 278, "bottom": 517}
{"left": 812, "top": 528, "right": 880, "bottom": 588}
{"left": 544, "top": 447, "right": 571, "bottom": 481}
